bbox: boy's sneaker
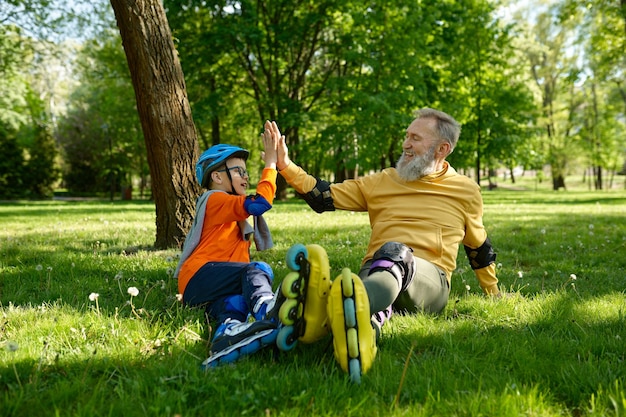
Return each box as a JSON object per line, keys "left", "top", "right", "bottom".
{"left": 201, "top": 318, "right": 278, "bottom": 369}
{"left": 327, "top": 268, "right": 377, "bottom": 384}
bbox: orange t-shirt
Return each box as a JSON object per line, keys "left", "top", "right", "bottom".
{"left": 177, "top": 168, "right": 277, "bottom": 294}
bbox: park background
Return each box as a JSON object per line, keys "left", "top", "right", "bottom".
{"left": 1, "top": 0, "right": 625, "bottom": 205}
{"left": 1, "top": 0, "right": 625, "bottom": 416}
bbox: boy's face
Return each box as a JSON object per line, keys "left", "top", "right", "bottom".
{"left": 212, "top": 157, "right": 249, "bottom": 195}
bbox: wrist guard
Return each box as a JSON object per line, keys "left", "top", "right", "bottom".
{"left": 300, "top": 178, "right": 335, "bottom": 213}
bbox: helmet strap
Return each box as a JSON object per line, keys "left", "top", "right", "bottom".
{"left": 224, "top": 168, "right": 237, "bottom": 195}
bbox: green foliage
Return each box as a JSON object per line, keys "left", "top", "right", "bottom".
{"left": 1, "top": 190, "right": 625, "bottom": 416}
{"left": 24, "top": 124, "right": 60, "bottom": 198}
{"left": 55, "top": 28, "right": 146, "bottom": 196}
{"left": 163, "top": 0, "right": 539, "bottom": 183}
{"left": 3, "top": 0, "right": 625, "bottom": 196}
{"left": 0, "top": 127, "right": 25, "bottom": 199}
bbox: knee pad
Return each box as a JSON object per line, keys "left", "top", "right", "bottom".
{"left": 369, "top": 242, "right": 415, "bottom": 292}
{"left": 249, "top": 261, "right": 274, "bottom": 283}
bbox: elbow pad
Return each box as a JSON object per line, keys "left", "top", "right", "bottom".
{"left": 244, "top": 194, "right": 272, "bottom": 216}
{"left": 299, "top": 178, "right": 335, "bottom": 213}
{"left": 464, "top": 237, "right": 497, "bottom": 270}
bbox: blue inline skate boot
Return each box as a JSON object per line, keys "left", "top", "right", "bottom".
{"left": 201, "top": 318, "right": 278, "bottom": 369}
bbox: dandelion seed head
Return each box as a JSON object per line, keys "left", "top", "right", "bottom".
{"left": 176, "top": 294, "right": 183, "bottom": 302}
{"left": 115, "top": 272, "right": 123, "bottom": 280}
{"left": 165, "top": 256, "right": 173, "bottom": 263}
{"left": 569, "top": 274, "right": 577, "bottom": 280}
{"left": 36, "top": 265, "right": 43, "bottom": 271}
{"left": 6, "top": 341, "right": 19, "bottom": 352}
{"left": 497, "top": 263, "right": 502, "bottom": 269}
{"left": 517, "top": 271, "right": 523, "bottom": 278}
{"left": 46, "top": 266, "right": 52, "bottom": 271}
{"left": 89, "top": 292, "right": 99, "bottom": 301}
{"left": 127, "top": 287, "right": 139, "bottom": 297}
{"left": 465, "top": 285, "right": 471, "bottom": 291}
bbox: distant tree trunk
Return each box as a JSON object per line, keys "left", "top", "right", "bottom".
{"left": 110, "top": 0, "right": 200, "bottom": 249}
{"left": 552, "top": 172, "right": 566, "bottom": 190}
{"left": 594, "top": 166, "right": 603, "bottom": 190}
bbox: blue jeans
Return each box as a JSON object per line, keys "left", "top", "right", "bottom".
{"left": 183, "top": 261, "right": 273, "bottom": 323}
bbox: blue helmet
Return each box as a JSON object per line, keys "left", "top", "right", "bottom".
{"left": 195, "top": 144, "right": 249, "bottom": 187}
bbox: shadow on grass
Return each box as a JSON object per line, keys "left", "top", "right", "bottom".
{"left": 2, "top": 290, "right": 624, "bottom": 416}
{"left": 380, "top": 291, "right": 625, "bottom": 414}
{"left": 0, "top": 199, "right": 156, "bottom": 219}
{"left": 1, "top": 194, "right": 625, "bottom": 415}
{"left": 482, "top": 189, "right": 626, "bottom": 206}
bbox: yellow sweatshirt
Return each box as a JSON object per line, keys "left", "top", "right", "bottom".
{"left": 279, "top": 161, "right": 499, "bottom": 295}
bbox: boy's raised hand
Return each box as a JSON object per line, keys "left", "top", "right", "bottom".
{"left": 261, "top": 120, "right": 290, "bottom": 170}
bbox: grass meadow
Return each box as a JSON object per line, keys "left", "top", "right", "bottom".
{"left": 1, "top": 180, "right": 625, "bottom": 416}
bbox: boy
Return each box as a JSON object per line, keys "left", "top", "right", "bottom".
{"left": 174, "top": 121, "right": 282, "bottom": 367}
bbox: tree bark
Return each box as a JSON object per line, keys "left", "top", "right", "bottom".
{"left": 110, "top": 0, "right": 200, "bottom": 249}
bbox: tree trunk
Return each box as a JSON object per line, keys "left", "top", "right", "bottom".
{"left": 110, "top": 0, "right": 200, "bottom": 249}
{"left": 595, "top": 166, "right": 603, "bottom": 190}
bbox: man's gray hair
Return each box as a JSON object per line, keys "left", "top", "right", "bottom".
{"left": 415, "top": 108, "right": 461, "bottom": 151}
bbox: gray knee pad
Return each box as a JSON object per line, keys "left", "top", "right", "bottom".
{"left": 369, "top": 242, "right": 415, "bottom": 292}
{"left": 249, "top": 261, "right": 274, "bottom": 282}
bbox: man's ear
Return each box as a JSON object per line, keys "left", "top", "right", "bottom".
{"left": 437, "top": 142, "right": 451, "bottom": 158}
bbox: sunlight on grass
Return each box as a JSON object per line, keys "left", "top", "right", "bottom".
{"left": 1, "top": 191, "right": 625, "bottom": 416}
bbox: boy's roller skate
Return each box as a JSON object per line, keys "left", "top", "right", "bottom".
{"left": 275, "top": 243, "right": 332, "bottom": 351}
{"left": 327, "top": 268, "right": 377, "bottom": 384}
{"left": 201, "top": 318, "right": 278, "bottom": 369}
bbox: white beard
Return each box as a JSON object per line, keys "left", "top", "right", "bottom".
{"left": 396, "top": 146, "right": 437, "bottom": 181}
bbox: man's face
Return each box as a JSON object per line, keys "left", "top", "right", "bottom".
{"left": 396, "top": 118, "right": 439, "bottom": 181}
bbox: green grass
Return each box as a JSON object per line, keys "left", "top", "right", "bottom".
{"left": 1, "top": 187, "right": 625, "bottom": 417}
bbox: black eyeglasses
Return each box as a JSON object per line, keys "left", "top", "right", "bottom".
{"left": 218, "top": 165, "right": 249, "bottom": 178}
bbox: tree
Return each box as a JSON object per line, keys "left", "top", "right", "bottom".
{"left": 56, "top": 23, "right": 150, "bottom": 198}
{"left": 109, "top": 0, "right": 200, "bottom": 249}
{"left": 440, "top": 0, "right": 536, "bottom": 186}
{"left": 519, "top": 3, "right": 581, "bottom": 190}
{"left": 565, "top": 0, "right": 626, "bottom": 189}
